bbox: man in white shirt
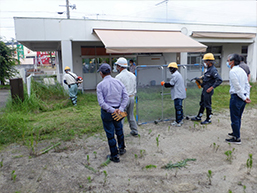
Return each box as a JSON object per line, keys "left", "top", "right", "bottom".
{"left": 115, "top": 57, "right": 139, "bottom": 136}
{"left": 226, "top": 54, "right": 251, "bottom": 144}
{"left": 63, "top": 66, "right": 78, "bottom": 106}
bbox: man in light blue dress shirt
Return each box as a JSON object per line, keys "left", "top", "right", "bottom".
{"left": 97, "top": 63, "right": 129, "bottom": 162}
{"left": 226, "top": 54, "right": 251, "bottom": 144}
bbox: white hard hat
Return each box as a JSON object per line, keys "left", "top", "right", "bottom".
{"left": 115, "top": 57, "right": 128, "bottom": 68}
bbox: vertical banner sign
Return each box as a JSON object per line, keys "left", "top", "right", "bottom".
{"left": 16, "top": 44, "right": 24, "bottom": 61}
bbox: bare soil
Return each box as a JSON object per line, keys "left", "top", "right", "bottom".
{"left": 0, "top": 108, "right": 257, "bottom": 193}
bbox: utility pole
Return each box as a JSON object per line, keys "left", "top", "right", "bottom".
{"left": 66, "top": 0, "right": 70, "bottom": 19}
{"left": 155, "top": 0, "right": 169, "bottom": 22}
{"left": 58, "top": 0, "right": 76, "bottom": 19}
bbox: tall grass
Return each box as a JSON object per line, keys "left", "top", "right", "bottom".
{"left": 0, "top": 80, "right": 102, "bottom": 148}
{"left": 0, "top": 81, "right": 256, "bottom": 149}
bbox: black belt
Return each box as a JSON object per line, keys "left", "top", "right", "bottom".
{"left": 68, "top": 83, "right": 77, "bottom": 88}
{"left": 231, "top": 93, "right": 246, "bottom": 96}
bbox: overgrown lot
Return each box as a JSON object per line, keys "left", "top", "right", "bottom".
{"left": 0, "top": 81, "right": 256, "bottom": 193}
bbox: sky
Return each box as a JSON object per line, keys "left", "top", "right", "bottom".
{"left": 0, "top": 0, "right": 256, "bottom": 41}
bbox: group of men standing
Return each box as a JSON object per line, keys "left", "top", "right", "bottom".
{"left": 64, "top": 53, "right": 251, "bottom": 162}
{"left": 162, "top": 53, "right": 251, "bottom": 145}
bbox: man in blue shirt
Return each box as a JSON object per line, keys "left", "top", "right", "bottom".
{"left": 97, "top": 63, "right": 129, "bottom": 162}
{"left": 226, "top": 54, "right": 251, "bottom": 144}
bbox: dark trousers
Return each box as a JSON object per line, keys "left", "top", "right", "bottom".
{"left": 174, "top": 98, "right": 184, "bottom": 123}
{"left": 101, "top": 109, "right": 125, "bottom": 157}
{"left": 229, "top": 94, "right": 246, "bottom": 139}
{"left": 199, "top": 88, "right": 214, "bottom": 110}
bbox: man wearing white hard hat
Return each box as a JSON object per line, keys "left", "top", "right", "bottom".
{"left": 115, "top": 57, "right": 139, "bottom": 136}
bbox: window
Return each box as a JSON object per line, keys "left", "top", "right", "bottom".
{"left": 187, "top": 45, "right": 222, "bottom": 69}
{"left": 241, "top": 46, "right": 248, "bottom": 54}
{"left": 206, "top": 46, "right": 222, "bottom": 53}
{"left": 241, "top": 46, "right": 248, "bottom": 63}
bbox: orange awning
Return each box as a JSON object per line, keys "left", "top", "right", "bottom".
{"left": 93, "top": 29, "right": 207, "bottom": 53}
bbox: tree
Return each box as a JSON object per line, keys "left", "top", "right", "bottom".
{"left": 0, "top": 41, "right": 19, "bottom": 85}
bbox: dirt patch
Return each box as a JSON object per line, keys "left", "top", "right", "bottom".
{"left": 0, "top": 108, "right": 257, "bottom": 193}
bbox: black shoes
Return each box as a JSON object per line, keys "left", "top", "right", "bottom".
{"left": 130, "top": 131, "right": 138, "bottom": 136}
{"left": 225, "top": 137, "right": 241, "bottom": 145}
{"left": 191, "top": 116, "right": 211, "bottom": 125}
{"left": 191, "top": 116, "right": 201, "bottom": 121}
{"left": 201, "top": 119, "right": 212, "bottom": 125}
{"left": 106, "top": 155, "right": 120, "bottom": 163}
{"left": 119, "top": 148, "right": 126, "bottom": 156}
{"left": 106, "top": 148, "right": 126, "bottom": 163}
{"left": 228, "top": 132, "right": 235, "bottom": 137}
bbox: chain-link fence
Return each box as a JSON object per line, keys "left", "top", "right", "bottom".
{"left": 136, "top": 64, "right": 204, "bottom": 125}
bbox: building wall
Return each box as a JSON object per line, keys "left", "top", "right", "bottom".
{"left": 14, "top": 17, "right": 257, "bottom": 87}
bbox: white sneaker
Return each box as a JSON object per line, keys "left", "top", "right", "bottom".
{"left": 171, "top": 121, "right": 183, "bottom": 127}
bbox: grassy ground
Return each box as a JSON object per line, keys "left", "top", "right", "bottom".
{"left": 0, "top": 81, "right": 102, "bottom": 150}
{"left": 0, "top": 81, "right": 256, "bottom": 150}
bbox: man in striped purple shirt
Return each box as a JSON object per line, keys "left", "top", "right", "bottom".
{"left": 97, "top": 63, "right": 129, "bottom": 162}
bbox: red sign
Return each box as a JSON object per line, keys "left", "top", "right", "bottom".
{"left": 37, "top": 52, "right": 55, "bottom": 65}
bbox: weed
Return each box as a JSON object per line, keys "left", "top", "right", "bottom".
{"left": 138, "top": 134, "right": 141, "bottom": 145}
{"left": 87, "top": 176, "right": 92, "bottom": 183}
{"left": 243, "top": 185, "right": 246, "bottom": 193}
{"left": 224, "top": 176, "right": 226, "bottom": 181}
{"left": 145, "top": 165, "right": 157, "bottom": 169}
{"left": 82, "top": 163, "right": 98, "bottom": 173}
{"left": 161, "top": 158, "right": 196, "bottom": 169}
{"left": 148, "top": 129, "right": 152, "bottom": 134}
{"left": 207, "top": 170, "right": 212, "bottom": 185}
{"left": 228, "top": 190, "right": 232, "bottom": 193}
{"left": 156, "top": 134, "right": 160, "bottom": 151}
{"left": 211, "top": 142, "right": 220, "bottom": 152}
{"left": 168, "top": 126, "right": 170, "bottom": 131}
{"left": 246, "top": 153, "right": 253, "bottom": 174}
{"left": 103, "top": 170, "right": 107, "bottom": 185}
{"left": 0, "top": 158, "right": 3, "bottom": 168}
{"left": 224, "top": 148, "right": 235, "bottom": 163}
{"left": 135, "top": 154, "right": 139, "bottom": 165}
{"left": 140, "top": 149, "right": 146, "bottom": 158}
{"left": 11, "top": 170, "right": 17, "bottom": 182}
{"left": 87, "top": 155, "right": 90, "bottom": 165}
{"left": 13, "top": 155, "right": 24, "bottom": 159}
{"left": 128, "top": 178, "right": 130, "bottom": 186}
{"left": 100, "top": 157, "right": 111, "bottom": 167}
{"left": 93, "top": 151, "right": 97, "bottom": 159}
{"left": 38, "top": 142, "right": 61, "bottom": 156}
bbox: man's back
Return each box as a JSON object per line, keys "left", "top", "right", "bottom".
{"left": 239, "top": 61, "right": 250, "bottom": 76}
{"left": 115, "top": 69, "right": 136, "bottom": 96}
